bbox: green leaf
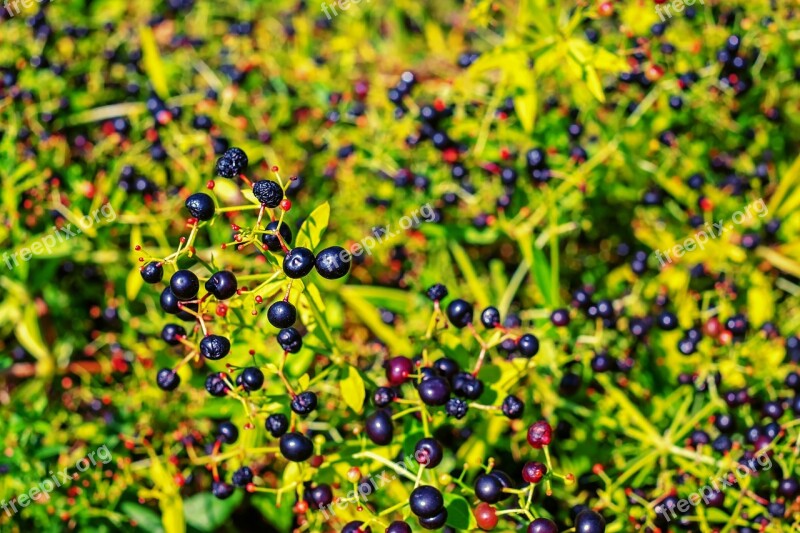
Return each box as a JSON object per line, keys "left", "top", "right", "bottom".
{"left": 585, "top": 66, "right": 605, "bottom": 103}
{"left": 340, "top": 286, "right": 413, "bottom": 354}
{"left": 515, "top": 92, "right": 537, "bottom": 133}
{"left": 183, "top": 491, "right": 242, "bottom": 532}
{"left": 340, "top": 364, "right": 366, "bottom": 413}
{"left": 449, "top": 242, "right": 491, "bottom": 308}
{"left": 139, "top": 26, "right": 170, "bottom": 99}
{"left": 295, "top": 201, "right": 330, "bottom": 251}
{"left": 252, "top": 494, "right": 294, "bottom": 531}
{"left": 443, "top": 493, "right": 476, "bottom": 530}
{"left": 15, "top": 304, "right": 52, "bottom": 370}
{"left": 121, "top": 503, "right": 164, "bottom": 533}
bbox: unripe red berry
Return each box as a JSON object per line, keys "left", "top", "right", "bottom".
{"left": 527, "top": 420, "right": 552, "bottom": 449}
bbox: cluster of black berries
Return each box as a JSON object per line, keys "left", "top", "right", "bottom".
{"left": 140, "top": 147, "right": 360, "bottom": 490}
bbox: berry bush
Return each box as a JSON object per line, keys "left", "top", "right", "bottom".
{"left": 1, "top": 1, "right": 800, "bottom": 532}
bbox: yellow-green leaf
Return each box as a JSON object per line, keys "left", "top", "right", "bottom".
{"left": 15, "top": 305, "right": 52, "bottom": 367}
{"left": 514, "top": 92, "right": 537, "bottom": 133}
{"left": 295, "top": 201, "right": 330, "bottom": 251}
{"left": 585, "top": 66, "right": 605, "bottom": 103}
{"left": 140, "top": 25, "right": 170, "bottom": 99}
{"left": 340, "top": 365, "right": 366, "bottom": 414}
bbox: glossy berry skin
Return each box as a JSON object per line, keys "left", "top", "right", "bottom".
{"left": 314, "top": 246, "right": 350, "bottom": 279}
{"left": 140, "top": 261, "right": 163, "bottom": 283}
{"left": 268, "top": 301, "right": 296, "bottom": 328}
{"left": 575, "top": 509, "right": 606, "bottom": 533}
{"left": 446, "top": 299, "right": 473, "bottom": 328}
{"left": 445, "top": 398, "right": 468, "bottom": 418}
{"left": 156, "top": 369, "right": 180, "bottom": 391}
{"left": 657, "top": 311, "right": 679, "bottom": 330}
{"left": 778, "top": 478, "right": 799, "bottom": 498}
{"left": 527, "top": 420, "right": 553, "bottom": 449}
{"left": 200, "top": 335, "right": 231, "bottom": 360}
{"left": 386, "top": 356, "right": 413, "bottom": 386}
{"left": 215, "top": 147, "right": 248, "bottom": 178}
{"left": 414, "top": 438, "right": 443, "bottom": 468}
{"left": 309, "top": 484, "right": 334, "bottom": 507}
{"left": 386, "top": 521, "right": 412, "bottom": 533}
{"left": 502, "top": 395, "right": 525, "bottom": 419}
{"left": 409, "top": 486, "right": 444, "bottom": 518}
{"left": 279, "top": 432, "right": 314, "bottom": 462}
{"left": 252, "top": 179, "right": 283, "bottom": 208}
{"left": 453, "top": 372, "right": 484, "bottom": 400}
{"left": 418, "top": 509, "right": 448, "bottom": 530}
{"left": 417, "top": 376, "right": 451, "bottom": 406}
{"left": 185, "top": 192, "right": 215, "bottom": 221}
{"left": 518, "top": 334, "right": 540, "bottom": 357}
{"left": 474, "top": 502, "right": 498, "bottom": 530}
{"left": 240, "top": 367, "right": 264, "bottom": 391}
{"left": 211, "top": 481, "right": 234, "bottom": 499}
{"left": 434, "top": 357, "right": 459, "bottom": 379}
{"left": 161, "top": 324, "right": 186, "bottom": 345}
{"left": 205, "top": 374, "right": 229, "bottom": 397}
{"left": 262, "top": 220, "right": 293, "bottom": 251}
{"left": 474, "top": 473, "right": 505, "bottom": 503}
{"left": 426, "top": 283, "right": 448, "bottom": 301}
{"left": 528, "top": 518, "right": 558, "bottom": 533}
{"left": 232, "top": 466, "right": 253, "bottom": 487}
{"left": 265, "top": 414, "right": 289, "bottom": 438}
{"left": 290, "top": 391, "right": 318, "bottom": 415}
{"left": 342, "top": 522, "right": 371, "bottom": 533}
{"left": 170, "top": 270, "right": 199, "bottom": 300}
{"left": 522, "top": 461, "right": 547, "bottom": 483}
{"left": 160, "top": 288, "right": 181, "bottom": 313}
{"left": 550, "top": 309, "right": 570, "bottom": 327}
{"left": 373, "top": 387, "right": 395, "bottom": 407}
{"left": 277, "top": 327, "right": 302, "bottom": 353}
{"left": 365, "top": 410, "right": 394, "bottom": 445}
{"left": 283, "top": 247, "right": 315, "bottom": 278}
{"left": 481, "top": 307, "right": 501, "bottom": 328}
{"left": 205, "top": 271, "right": 237, "bottom": 300}
{"left": 217, "top": 421, "right": 238, "bottom": 444}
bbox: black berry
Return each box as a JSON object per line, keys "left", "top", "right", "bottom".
{"left": 291, "top": 390, "right": 318, "bottom": 416}
{"left": 446, "top": 299, "right": 473, "bottom": 328}
{"left": 200, "top": 335, "right": 231, "bottom": 360}
{"left": 170, "top": 270, "right": 199, "bottom": 300}
{"left": 283, "top": 247, "right": 316, "bottom": 278}
{"left": 265, "top": 414, "right": 289, "bottom": 438}
{"left": 417, "top": 376, "right": 451, "bottom": 406}
{"left": 140, "top": 262, "right": 163, "bottom": 283}
{"left": 262, "top": 220, "right": 292, "bottom": 251}
{"left": 268, "top": 301, "right": 297, "bottom": 328}
{"left": 215, "top": 147, "right": 248, "bottom": 178}
{"left": 252, "top": 179, "right": 283, "bottom": 208}
{"left": 409, "top": 485, "right": 444, "bottom": 518}
{"left": 365, "top": 410, "right": 394, "bottom": 445}
{"left": 279, "top": 432, "right": 314, "bottom": 462}
{"left": 185, "top": 192, "right": 215, "bottom": 221}
{"left": 205, "top": 271, "right": 238, "bottom": 300}
{"left": 314, "top": 246, "right": 350, "bottom": 279}
{"left": 156, "top": 369, "right": 180, "bottom": 391}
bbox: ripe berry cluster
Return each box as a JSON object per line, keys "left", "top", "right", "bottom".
{"left": 139, "top": 147, "right": 354, "bottom": 492}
